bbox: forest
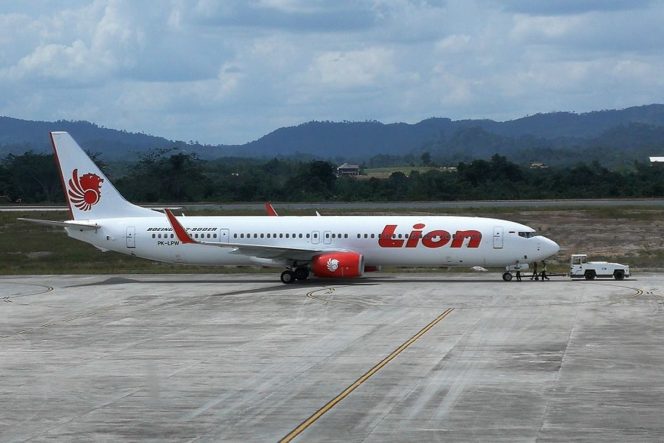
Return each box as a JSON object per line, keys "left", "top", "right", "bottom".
{"left": 1, "top": 150, "right": 663, "bottom": 204}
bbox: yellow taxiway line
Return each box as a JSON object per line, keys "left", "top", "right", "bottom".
{"left": 280, "top": 306, "right": 455, "bottom": 442}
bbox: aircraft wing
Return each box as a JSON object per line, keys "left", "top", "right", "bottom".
{"left": 164, "top": 209, "right": 329, "bottom": 261}
{"left": 17, "top": 218, "right": 100, "bottom": 230}
{"left": 264, "top": 202, "right": 323, "bottom": 217}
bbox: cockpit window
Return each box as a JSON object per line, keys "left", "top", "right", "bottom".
{"left": 518, "top": 231, "right": 537, "bottom": 238}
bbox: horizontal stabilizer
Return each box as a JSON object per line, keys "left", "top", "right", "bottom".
{"left": 17, "top": 218, "right": 100, "bottom": 230}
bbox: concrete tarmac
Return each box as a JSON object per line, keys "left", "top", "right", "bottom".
{"left": 1, "top": 273, "right": 663, "bottom": 442}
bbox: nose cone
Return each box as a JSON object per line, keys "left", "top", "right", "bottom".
{"left": 541, "top": 236, "right": 560, "bottom": 258}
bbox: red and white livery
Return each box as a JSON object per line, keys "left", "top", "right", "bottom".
{"left": 21, "top": 132, "right": 560, "bottom": 283}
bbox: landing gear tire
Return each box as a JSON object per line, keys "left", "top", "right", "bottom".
{"left": 280, "top": 270, "right": 296, "bottom": 284}
{"left": 502, "top": 272, "right": 513, "bottom": 282}
{"left": 294, "top": 267, "right": 310, "bottom": 280}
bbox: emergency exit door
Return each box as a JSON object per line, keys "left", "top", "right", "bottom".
{"left": 218, "top": 228, "right": 229, "bottom": 243}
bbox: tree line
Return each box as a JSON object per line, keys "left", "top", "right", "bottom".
{"left": 1, "top": 151, "right": 663, "bottom": 204}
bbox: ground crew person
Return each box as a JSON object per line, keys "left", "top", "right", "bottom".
{"left": 540, "top": 260, "right": 549, "bottom": 281}
{"left": 531, "top": 261, "right": 538, "bottom": 280}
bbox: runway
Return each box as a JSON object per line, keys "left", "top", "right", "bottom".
{"left": 3, "top": 197, "right": 664, "bottom": 212}
{"left": 1, "top": 273, "right": 663, "bottom": 441}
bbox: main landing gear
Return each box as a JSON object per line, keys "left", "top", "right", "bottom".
{"left": 280, "top": 267, "right": 310, "bottom": 284}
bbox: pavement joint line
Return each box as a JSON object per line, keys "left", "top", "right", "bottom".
{"left": 279, "top": 306, "right": 454, "bottom": 443}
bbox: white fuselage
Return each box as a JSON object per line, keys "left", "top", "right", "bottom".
{"left": 65, "top": 215, "right": 559, "bottom": 269}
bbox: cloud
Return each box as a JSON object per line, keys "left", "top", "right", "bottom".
{"left": 307, "top": 47, "right": 394, "bottom": 89}
{"left": 497, "top": 0, "right": 653, "bottom": 16}
{"left": 0, "top": 0, "right": 663, "bottom": 145}
{"left": 185, "top": 0, "right": 376, "bottom": 32}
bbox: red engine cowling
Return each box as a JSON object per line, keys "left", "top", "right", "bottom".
{"left": 311, "top": 252, "right": 364, "bottom": 278}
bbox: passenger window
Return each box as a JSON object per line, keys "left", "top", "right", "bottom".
{"left": 306, "top": 233, "right": 310, "bottom": 238}
{"left": 371, "top": 234, "right": 375, "bottom": 238}
{"left": 267, "top": 233, "right": 271, "bottom": 238}
{"left": 299, "top": 234, "right": 303, "bottom": 238}
{"left": 152, "top": 234, "right": 155, "bottom": 238}
{"left": 344, "top": 234, "right": 348, "bottom": 238}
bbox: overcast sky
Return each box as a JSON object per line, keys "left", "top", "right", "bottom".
{"left": 1, "top": 0, "right": 663, "bottom": 145}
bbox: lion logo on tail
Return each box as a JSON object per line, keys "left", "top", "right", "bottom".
{"left": 68, "top": 169, "right": 103, "bottom": 211}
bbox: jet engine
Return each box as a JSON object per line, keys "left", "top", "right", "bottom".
{"left": 311, "top": 252, "right": 364, "bottom": 278}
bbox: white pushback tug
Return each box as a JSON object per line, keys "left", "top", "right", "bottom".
{"left": 570, "top": 254, "right": 630, "bottom": 280}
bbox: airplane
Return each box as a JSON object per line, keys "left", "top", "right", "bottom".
{"left": 20, "top": 132, "right": 560, "bottom": 284}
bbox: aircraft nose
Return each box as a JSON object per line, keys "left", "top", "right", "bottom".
{"left": 541, "top": 236, "right": 560, "bottom": 257}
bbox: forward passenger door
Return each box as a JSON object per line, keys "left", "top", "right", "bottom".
{"left": 493, "top": 226, "right": 504, "bottom": 249}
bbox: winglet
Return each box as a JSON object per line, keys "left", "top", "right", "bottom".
{"left": 164, "top": 209, "right": 196, "bottom": 244}
{"left": 265, "top": 202, "right": 279, "bottom": 216}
